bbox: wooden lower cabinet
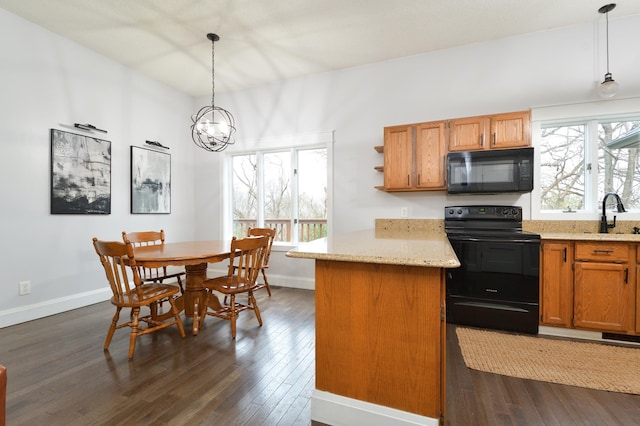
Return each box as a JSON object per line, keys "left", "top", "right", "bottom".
{"left": 573, "top": 242, "right": 635, "bottom": 333}
{"left": 540, "top": 241, "right": 573, "bottom": 327}
{"left": 541, "top": 240, "right": 637, "bottom": 335}
{"left": 315, "top": 259, "right": 445, "bottom": 420}
{"left": 574, "top": 261, "right": 634, "bottom": 332}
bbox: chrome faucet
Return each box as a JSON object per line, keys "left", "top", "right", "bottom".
{"left": 599, "top": 192, "right": 626, "bottom": 233}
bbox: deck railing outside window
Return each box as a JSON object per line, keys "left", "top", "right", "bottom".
{"left": 233, "top": 219, "right": 327, "bottom": 243}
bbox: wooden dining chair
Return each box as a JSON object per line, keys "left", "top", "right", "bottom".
{"left": 199, "top": 236, "right": 268, "bottom": 339}
{"left": 122, "top": 230, "right": 185, "bottom": 293}
{"left": 92, "top": 238, "right": 186, "bottom": 359}
{"left": 0, "top": 364, "right": 5, "bottom": 426}
{"left": 224, "top": 226, "right": 276, "bottom": 305}
{"left": 246, "top": 227, "right": 276, "bottom": 296}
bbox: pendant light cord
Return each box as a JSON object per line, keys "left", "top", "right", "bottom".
{"left": 211, "top": 37, "right": 216, "bottom": 108}
{"left": 605, "top": 9, "right": 610, "bottom": 74}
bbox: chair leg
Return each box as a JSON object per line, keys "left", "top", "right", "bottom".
{"left": 198, "top": 290, "right": 209, "bottom": 329}
{"left": 104, "top": 307, "right": 121, "bottom": 351}
{"left": 169, "top": 298, "right": 186, "bottom": 338}
{"left": 261, "top": 268, "right": 271, "bottom": 296}
{"left": 150, "top": 301, "right": 159, "bottom": 319}
{"left": 250, "top": 291, "right": 263, "bottom": 326}
{"left": 128, "top": 307, "right": 141, "bottom": 359}
{"left": 230, "top": 295, "right": 237, "bottom": 339}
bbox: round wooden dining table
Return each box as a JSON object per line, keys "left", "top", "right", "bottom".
{"left": 131, "top": 240, "right": 232, "bottom": 335}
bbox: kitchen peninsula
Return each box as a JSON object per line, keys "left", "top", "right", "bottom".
{"left": 286, "top": 220, "right": 459, "bottom": 426}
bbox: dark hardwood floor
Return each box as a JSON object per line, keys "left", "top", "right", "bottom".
{"left": 2, "top": 287, "right": 639, "bottom": 425}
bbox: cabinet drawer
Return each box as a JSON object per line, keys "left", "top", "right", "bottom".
{"left": 575, "top": 242, "right": 630, "bottom": 263}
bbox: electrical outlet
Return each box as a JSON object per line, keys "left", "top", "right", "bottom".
{"left": 400, "top": 207, "right": 408, "bottom": 218}
{"left": 19, "top": 281, "right": 31, "bottom": 296}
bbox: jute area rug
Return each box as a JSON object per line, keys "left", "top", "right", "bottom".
{"left": 455, "top": 327, "right": 640, "bottom": 395}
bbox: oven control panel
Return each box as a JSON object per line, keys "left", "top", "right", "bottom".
{"left": 445, "top": 205, "right": 522, "bottom": 221}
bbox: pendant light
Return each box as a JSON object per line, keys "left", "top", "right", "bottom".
{"left": 191, "top": 33, "right": 236, "bottom": 152}
{"left": 598, "top": 3, "right": 618, "bottom": 98}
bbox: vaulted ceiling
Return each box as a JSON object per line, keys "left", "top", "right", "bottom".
{"left": 2, "top": 0, "right": 639, "bottom": 97}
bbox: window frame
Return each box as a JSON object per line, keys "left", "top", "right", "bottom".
{"left": 222, "top": 132, "right": 333, "bottom": 248}
{"left": 531, "top": 98, "right": 640, "bottom": 221}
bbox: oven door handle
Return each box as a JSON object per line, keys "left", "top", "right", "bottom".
{"left": 447, "top": 236, "right": 540, "bottom": 244}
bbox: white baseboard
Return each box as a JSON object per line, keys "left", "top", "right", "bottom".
{"left": 206, "top": 267, "right": 315, "bottom": 291}
{"left": 311, "top": 390, "right": 438, "bottom": 426}
{"left": 0, "top": 288, "right": 111, "bottom": 328}
{"left": 539, "top": 325, "right": 640, "bottom": 346}
{"left": 0, "top": 273, "right": 314, "bottom": 329}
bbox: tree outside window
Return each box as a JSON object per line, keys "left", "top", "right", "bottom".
{"left": 598, "top": 121, "right": 640, "bottom": 209}
{"left": 539, "top": 118, "right": 640, "bottom": 212}
{"left": 231, "top": 147, "right": 328, "bottom": 243}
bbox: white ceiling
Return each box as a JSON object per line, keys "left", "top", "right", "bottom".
{"left": 2, "top": 0, "right": 639, "bottom": 98}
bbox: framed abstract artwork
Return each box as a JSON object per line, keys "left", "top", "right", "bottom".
{"left": 130, "top": 146, "right": 171, "bottom": 214}
{"left": 50, "top": 129, "right": 111, "bottom": 214}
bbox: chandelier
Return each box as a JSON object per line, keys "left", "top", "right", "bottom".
{"left": 191, "top": 33, "right": 236, "bottom": 152}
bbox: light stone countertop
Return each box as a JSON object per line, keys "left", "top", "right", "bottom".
{"left": 539, "top": 232, "right": 640, "bottom": 242}
{"left": 286, "top": 229, "right": 460, "bottom": 268}
{"left": 525, "top": 220, "right": 640, "bottom": 241}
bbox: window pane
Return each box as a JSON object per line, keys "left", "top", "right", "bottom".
{"left": 598, "top": 120, "right": 640, "bottom": 210}
{"left": 298, "top": 148, "right": 327, "bottom": 242}
{"left": 264, "top": 151, "right": 292, "bottom": 242}
{"left": 539, "top": 125, "right": 586, "bottom": 211}
{"left": 232, "top": 154, "right": 257, "bottom": 238}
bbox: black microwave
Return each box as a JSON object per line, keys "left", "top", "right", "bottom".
{"left": 447, "top": 147, "right": 534, "bottom": 194}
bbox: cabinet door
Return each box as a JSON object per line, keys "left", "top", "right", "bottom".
{"left": 384, "top": 125, "right": 413, "bottom": 189}
{"left": 490, "top": 111, "right": 531, "bottom": 149}
{"left": 574, "top": 262, "right": 634, "bottom": 332}
{"left": 415, "top": 121, "right": 446, "bottom": 189}
{"left": 448, "top": 116, "right": 490, "bottom": 151}
{"left": 540, "top": 242, "right": 573, "bottom": 327}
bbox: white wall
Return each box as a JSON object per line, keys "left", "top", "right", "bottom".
{"left": 0, "top": 9, "right": 198, "bottom": 326}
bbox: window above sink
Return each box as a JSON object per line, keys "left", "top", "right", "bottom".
{"left": 531, "top": 97, "right": 640, "bottom": 221}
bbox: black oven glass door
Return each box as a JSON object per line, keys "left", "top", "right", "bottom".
{"left": 447, "top": 237, "right": 539, "bottom": 303}
{"left": 446, "top": 235, "right": 540, "bottom": 334}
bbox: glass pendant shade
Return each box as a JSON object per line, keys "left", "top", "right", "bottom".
{"left": 599, "top": 72, "right": 618, "bottom": 98}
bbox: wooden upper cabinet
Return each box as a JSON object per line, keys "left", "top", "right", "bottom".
{"left": 415, "top": 121, "right": 446, "bottom": 189}
{"left": 491, "top": 111, "right": 531, "bottom": 149}
{"left": 378, "top": 109, "right": 530, "bottom": 191}
{"left": 448, "top": 110, "right": 531, "bottom": 151}
{"left": 383, "top": 125, "right": 413, "bottom": 190}
{"left": 448, "top": 116, "right": 490, "bottom": 151}
{"left": 382, "top": 122, "right": 447, "bottom": 191}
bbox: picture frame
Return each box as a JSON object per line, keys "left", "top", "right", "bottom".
{"left": 130, "top": 146, "right": 171, "bottom": 214}
{"left": 50, "top": 129, "right": 111, "bottom": 214}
